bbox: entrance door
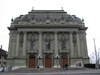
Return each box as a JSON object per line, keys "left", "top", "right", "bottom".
{"left": 61, "top": 55, "right": 68, "bottom": 67}
{"left": 29, "top": 55, "right": 35, "bottom": 68}
{"left": 45, "top": 55, "right": 52, "bottom": 68}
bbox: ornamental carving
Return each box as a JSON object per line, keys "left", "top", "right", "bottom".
{"left": 44, "top": 34, "right": 52, "bottom": 42}
{"left": 44, "top": 35, "right": 52, "bottom": 50}
{"left": 28, "top": 34, "right": 37, "bottom": 49}
{"left": 59, "top": 34, "right": 69, "bottom": 50}
{"left": 59, "top": 34, "right": 69, "bottom": 42}
{"left": 31, "top": 15, "right": 35, "bottom": 20}
{"left": 46, "top": 15, "right": 50, "bottom": 20}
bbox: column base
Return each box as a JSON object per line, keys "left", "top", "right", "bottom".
{"left": 53, "top": 65, "right": 61, "bottom": 68}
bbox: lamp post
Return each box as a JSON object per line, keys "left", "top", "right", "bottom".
{"left": 56, "top": 55, "right": 59, "bottom": 68}
{"left": 38, "top": 55, "right": 41, "bottom": 66}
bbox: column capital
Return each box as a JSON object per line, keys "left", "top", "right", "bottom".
{"left": 16, "top": 31, "right": 20, "bottom": 34}
{"left": 84, "top": 32, "right": 87, "bottom": 35}
{"left": 75, "top": 31, "right": 80, "bottom": 34}
{"left": 54, "top": 31, "right": 58, "bottom": 34}
{"left": 9, "top": 32, "right": 12, "bottom": 35}
{"left": 69, "top": 31, "right": 73, "bottom": 34}
{"left": 23, "top": 31, "right": 27, "bottom": 34}
{"left": 39, "top": 31, "right": 42, "bottom": 34}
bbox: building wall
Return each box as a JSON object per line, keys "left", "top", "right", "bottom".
{"left": 7, "top": 10, "right": 89, "bottom": 68}
{"left": 7, "top": 28, "right": 89, "bottom": 68}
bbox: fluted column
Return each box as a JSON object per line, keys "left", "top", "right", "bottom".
{"left": 54, "top": 31, "right": 58, "bottom": 57}
{"left": 69, "top": 31, "right": 74, "bottom": 57}
{"left": 39, "top": 31, "right": 42, "bottom": 57}
{"left": 15, "top": 32, "right": 20, "bottom": 57}
{"left": 23, "top": 31, "right": 27, "bottom": 57}
{"left": 76, "top": 32, "right": 81, "bottom": 57}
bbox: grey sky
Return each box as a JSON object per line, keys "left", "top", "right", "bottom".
{"left": 0, "top": 0, "right": 100, "bottom": 56}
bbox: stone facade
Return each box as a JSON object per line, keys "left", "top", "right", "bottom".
{"left": 7, "top": 9, "right": 89, "bottom": 69}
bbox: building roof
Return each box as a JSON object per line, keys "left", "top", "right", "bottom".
{"left": 0, "top": 48, "right": 7, "bottom": 57}
{"left": 12, "top": 10, "right": 83, "bottom": 24}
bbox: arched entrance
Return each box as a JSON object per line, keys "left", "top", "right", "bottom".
{"left": 45, "top": 54, "right": 52, "bottom": 68}
{"left": 29, "top": 55, "right": 35, "bottom": 68}
{"left": 61, "top": 54, "right": 68, "bottom": 67}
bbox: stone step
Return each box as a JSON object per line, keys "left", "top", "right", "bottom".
{"left": 6, "top": 67, "right": 84, "bottom": 73}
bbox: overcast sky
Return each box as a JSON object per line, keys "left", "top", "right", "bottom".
{"left": 0, "top": 0, "right": 100, "bottom": 57}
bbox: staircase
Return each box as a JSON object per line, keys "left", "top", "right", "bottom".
{"left": 6, "top": 67, "right": 85, "bottom": 73}
{"left": 6, "top": 68, "right": 65, "bottom": 73}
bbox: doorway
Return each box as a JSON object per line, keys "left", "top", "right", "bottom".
{"left": 61, "top": 54, "right": 68, "bottom": 67}
{"left": 45, "top": 54, "right": 52, "bottom": 68}
{"left": 29, "top": 55, "right": 35, "bottom": 68}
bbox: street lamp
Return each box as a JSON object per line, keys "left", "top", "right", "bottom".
{"left": 38, "top": 55, "right": 42, "bottom": 66}
{"left": 56, "top": 55, "right": 59, "bottom": 68}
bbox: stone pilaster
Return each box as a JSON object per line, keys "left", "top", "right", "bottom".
{"left": 53, "top": 31, "right": 58, "bottom": 68}
{"left": 83, "top": 32, "right": 88, "bottom": 57}
{"left": 69, "top": 31, "right": 74, "bottom": 57}
{"left": 8, "top": 32, "right": 12, "bottom": 57}
{"left": 23, "top": 31, "right": 27, "bottom": 57}
{"left": 15, "top": 31, "right": 20, "bottom": 57}
{"left": 54, "top": 31, "right": 58, "bottom": 57}
{"left": 38, "top": 31, "right": 43, "bottom": 67}
{"left": 39, "top": 31, "right": 42, "bottom": 57}
{"left": 76, "top": 32, "right": 81, "bottom": 57}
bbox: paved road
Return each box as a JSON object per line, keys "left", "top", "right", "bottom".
{"left": 0, "top": 69, "right": 100, "bottom": 75}
{"left": 0, "top": 72, "right": 100, "bottom": 75}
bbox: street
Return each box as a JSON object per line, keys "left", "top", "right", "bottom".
{"left": 0, "top": 72, "right": 100, "bottom": 75}
{"left": 0, "top": 69, "right": 100, "bottom": 75}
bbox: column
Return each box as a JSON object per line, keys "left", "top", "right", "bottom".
{"left": 54, "top": 31, "right": 58, "bottom": 57}
{"left": 23, "top": 31, "right": 27, "bottom": 57}
{"left": 8, "top": 32, "right": 12, "bottom": 57}
{"left": 39, "top": 31, "right": 42, "bottom": 57}
{"left": 76, "top": 32, "right": 81, "bottom": 57}
{"left": 38, "top": 31, "right": 43, "bottom": 67}
{"left": 54, "top": 31, "right": 58, "bottom": 68}
{"left": 69, "top": 31, "right": 74, "bottom": 57}
{"left": 83, "top": 32, "right": 88, "bottom": 57}
{"left": 15, "top": 32, "right": 20, "bottom": 57}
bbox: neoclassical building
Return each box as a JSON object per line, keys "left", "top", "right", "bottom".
{"left": 7, "top": 9, "right": 89, "bottom": 69}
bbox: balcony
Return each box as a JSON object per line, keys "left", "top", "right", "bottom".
{"left": 59, "top": 49, "right": 69, "bottom": 54}
{"left": 27, "top": 49, "right": 37, "bottom": 54}
{"left": 43, "top": 49, "right": 53, "bottom": 54}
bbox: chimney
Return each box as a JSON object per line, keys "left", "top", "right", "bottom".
{"left": 1, "top": 45, "right": 2, "bottom": 49}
